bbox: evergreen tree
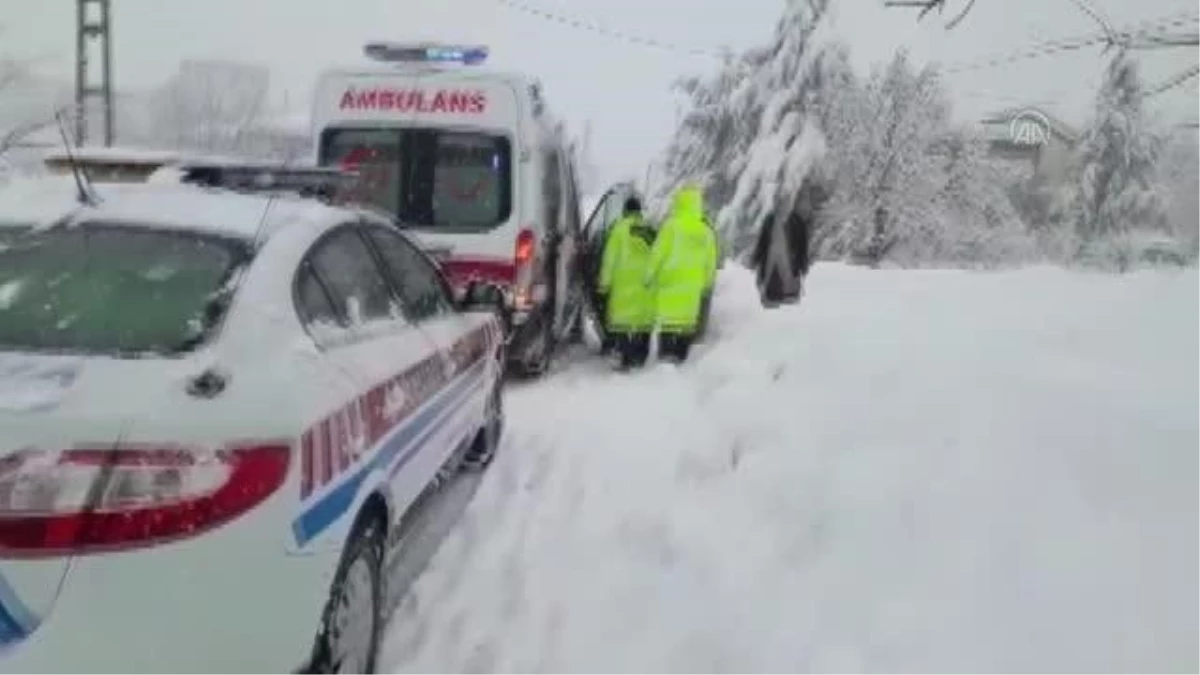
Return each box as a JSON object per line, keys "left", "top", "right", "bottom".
{"left": 1057, "top": 51, "right": 1169, "bottom": 269}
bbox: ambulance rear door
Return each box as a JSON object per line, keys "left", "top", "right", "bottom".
{"left": 311, "top": 61, "right": 526, "bottom": 290}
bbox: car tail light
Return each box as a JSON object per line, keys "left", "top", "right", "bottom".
{"left": 0, "top": 443, "right": 289, "bottom": 559}
{"left": 513, "top": 227, "right": 537, "bottom": 311}
{"left": 514, "top": 228, "right": 536, "bottom": 269}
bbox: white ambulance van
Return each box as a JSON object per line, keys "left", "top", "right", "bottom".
{"left": 310, "top": 43, "right": 585, "bottom": 376}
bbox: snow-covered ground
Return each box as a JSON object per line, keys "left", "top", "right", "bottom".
{"left": 382, "top": 263, "right": 1198, "bottom": 673}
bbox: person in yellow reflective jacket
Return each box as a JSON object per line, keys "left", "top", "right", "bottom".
{"left": 644, "top": 185, "right": 718, "bottom": 363}
{"left": 598, "top": 196, "right": 657, "bottom": 369}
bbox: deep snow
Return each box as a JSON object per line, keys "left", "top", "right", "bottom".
{"left": 382, "top": 263, "right": 1198, "bottom": 673}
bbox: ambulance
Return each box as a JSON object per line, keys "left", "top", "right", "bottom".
{"left": 309, "top": 43, "right": 586, "bottom": 376}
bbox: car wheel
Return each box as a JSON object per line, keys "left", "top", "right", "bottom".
{"left": 461, "top": 379, "right": 504, "bottom": 471}
{"left": 310, "top": 517, "right": 384, "bottom": 674}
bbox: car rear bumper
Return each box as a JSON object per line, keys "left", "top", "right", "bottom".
{"left": 0, "top": 522, "right": 334, "bottom": 672}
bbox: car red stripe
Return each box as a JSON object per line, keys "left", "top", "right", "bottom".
{"left": 300, "top": 430, "right": 314, "bottom": 499}
{"left": 318, "top": 421, "right": 333, "bottom": 487}
{"left": 366, "top": 386, "right": 387, "bottom": 442}
{"left": 297, "top": 343, "right": 498, "bottom": 501}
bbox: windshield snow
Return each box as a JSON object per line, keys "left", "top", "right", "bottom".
{"left": 0, "top": 224, "right": 251, "bottom": 357}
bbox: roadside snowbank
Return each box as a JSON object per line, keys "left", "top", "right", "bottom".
{"left": 384, "top": 263, "right": 1198, "bottom": 673}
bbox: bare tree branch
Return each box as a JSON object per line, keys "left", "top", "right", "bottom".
{"left": 944, "top": 0, "right": 980, "bottom": 29}
{"left": 883, "top": 0, "right": 980, "bottom": 28}
{"left": 1064, "top": 0, "right": 1116, "bottom": 41}
{"left": 0, "top": 119, "right": 53, "bottom": 155}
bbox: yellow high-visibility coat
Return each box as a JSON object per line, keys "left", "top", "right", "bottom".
{"left": 598, "top": 213, "right": 656, "bottom": 333}
{"left": 644, "top": 186, "right": 717, "bottom": 334}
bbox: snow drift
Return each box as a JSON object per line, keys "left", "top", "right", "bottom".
{"left": 382, "top": 263, "right": 1198, "bottom": 672}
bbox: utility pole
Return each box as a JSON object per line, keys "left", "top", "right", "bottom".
{"left": 75, "top": 0, "right": 114, "bottom": 146}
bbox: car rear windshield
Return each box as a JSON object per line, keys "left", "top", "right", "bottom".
{"left": 0, "top": 224, "right": 251, "bottom": 357}
{"left": 319, "top": 127, "right": 513, "bottom": 232}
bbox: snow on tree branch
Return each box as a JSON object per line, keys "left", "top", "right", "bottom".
{"left": 1054, "top": 50, "right": 1173, "bottom": 270}
{"left": 0, "top": 45, "right": 78, "bottom": 175}
{"left": 657, "top": 0, "right": 836, "bottom": 254}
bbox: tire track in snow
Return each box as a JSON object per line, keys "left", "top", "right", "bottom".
{"left": 384, "top": 425, "right": 577, "bottom": 672}
{"left": 383, "top": 268, "right": 787, "bottom": 672}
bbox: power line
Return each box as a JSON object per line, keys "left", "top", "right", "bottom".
{"left": 1143, "top": 65, "right": 1200, "bottom": 98}
{"left": 494, "top": 0, "right": 724, "bottom": 58}
{"left": 939, "top": 10, "right": 1198, "bottom": 75}
{"left": 499, "top": 0, "right": 1198, "bottom": 116}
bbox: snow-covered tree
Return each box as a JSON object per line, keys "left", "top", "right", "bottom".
{"left": 1159, "top": 128, "right": 1199, "bottom": 261}
{"left": 0, "top": 43, "right": 76, "bottom": 179}
{"left": 656, "top": 0, "right": 836, "bottom": 255}
{"left": 1056, "top": 51, "right": 1170, "bottom": 269}
{"left": 926, "top": 129, "right": 1033, "bottom": 264}
{"left": 143, "top": 59, "right": 271, "bottom": 156}
{"left": 816, "top": 50, "right": 952, "bottom": 265}
{"left": 0, "top": 53, "right": 55, "bottom": 152}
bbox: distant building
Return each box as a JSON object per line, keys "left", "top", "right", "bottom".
{"left": 979, "top": 107, "right": 1079, "bottom": 184}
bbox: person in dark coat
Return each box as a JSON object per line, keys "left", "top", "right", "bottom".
{"left": 750, "top": 182, "right": 822, "bottom": 308}
{"left": 751, "top": 210, "right": 808, "bottom": 307}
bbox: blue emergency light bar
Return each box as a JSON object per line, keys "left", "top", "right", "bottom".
{"left": 363, "top": 42, "right": 489, "bottom": 66}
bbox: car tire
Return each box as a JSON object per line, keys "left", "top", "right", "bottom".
{"left": 308, "top": 515, "right": 385, "bottom": 674}
{"left": 461, "top": 379, "right": 504, "bottom": 471}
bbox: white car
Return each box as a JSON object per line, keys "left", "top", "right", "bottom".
{"left": 0, "top": 183, "right": 506, "bottom": 672}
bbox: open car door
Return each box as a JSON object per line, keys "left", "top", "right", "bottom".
{"left": 577, "top": 182, "right": 638, "bottom": 353}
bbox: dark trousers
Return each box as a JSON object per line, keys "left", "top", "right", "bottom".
{"left": 658, "top": 332, "right": 694, "bottom": 363}
{"left": 614, "top": 332, "right": 651, "bottom": 369}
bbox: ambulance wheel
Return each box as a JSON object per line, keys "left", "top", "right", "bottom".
{"left": 309, "top": 513, "right": 385, "bottom": 674}
{"left": 513, "top": 312, "right": 555, "bottom": 378}
{"left": 519, "top": 343, "right": 551, "bottom": 378}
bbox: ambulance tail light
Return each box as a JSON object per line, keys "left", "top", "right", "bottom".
{"left": 0, "top": 443, "right": 290, "bottom": 558}
{"left": 513, "top": 227, "right": 537, "bottom": 311}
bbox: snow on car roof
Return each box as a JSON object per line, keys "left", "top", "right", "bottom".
{"left": 63, "top": 183, "right": 351, "bottom": 242}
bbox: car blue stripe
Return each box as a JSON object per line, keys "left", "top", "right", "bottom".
{"left": 291, "top": 358, "right": 488, "bottom": 547}
{"left": 0, "top": 572, "right": 37, "bottom": 646}
{"left": 0, "top": 611, "right": 24, "bottom": 647}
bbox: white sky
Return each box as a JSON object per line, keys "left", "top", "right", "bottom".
{"left": 3, "top": 0, "right": 1196, "bottom": 186}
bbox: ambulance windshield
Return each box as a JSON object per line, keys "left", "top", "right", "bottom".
{"left": 319, "top": 127, "right": 513, "bottom": 232}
